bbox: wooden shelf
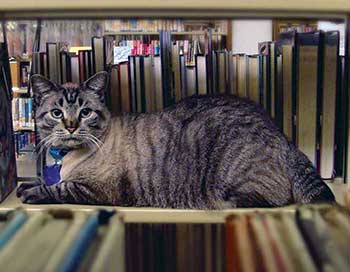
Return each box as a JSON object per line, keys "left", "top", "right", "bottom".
{"left": 0, "top": 1, "right": 348, "bottom": 19}
{"left": 105, "top": 31, "right": 159, "bottom": 35}
{"left": 13, "top": 127, "right": 35, "bottom": 132}
{"left": 12, "top": 87, "right": 29, "bottom": 95}
{"left": 104, "top": 31, "right": 227, "bottom": 36}
{"left": 0, "top": 0, "right": 349, "bottom": 12}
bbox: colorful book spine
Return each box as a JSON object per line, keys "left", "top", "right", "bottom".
{"left": 11, "top": 98, "right": 34, "bottom": 130}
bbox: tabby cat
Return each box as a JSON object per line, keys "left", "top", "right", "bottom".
{"left": 17, "top": 72, "right": 335, "bottom": 208}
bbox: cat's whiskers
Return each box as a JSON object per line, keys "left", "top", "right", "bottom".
{"left": 35, "top": 134, "right": 54, "bottom": 152}
{"left": 77, "top": 132, "right": 104, "bottom": 152}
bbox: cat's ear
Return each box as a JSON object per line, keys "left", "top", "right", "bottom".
{"left": 84, "top": 71, "right": 108, "bottom": 101}
{"left": 30, "top": 74, "right": 58, "bottom": 106}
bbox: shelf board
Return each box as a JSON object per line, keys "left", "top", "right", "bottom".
{"left": 105, "top": 31, "right": 159, "bottom": 35}
{"left": 12, "top": 87, "right": 29, "bottom": 96}
{"left": 13, "top": 127, "right": 35, "bottom": 132}
{"left": 105, "top": 31, "right": 227, "bottom": 36}
{"left": 0, "top": 0, "right": 349, "bottom": 13}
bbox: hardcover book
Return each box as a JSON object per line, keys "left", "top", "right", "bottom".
{"left": 295, "top": 32, "right": 322, "bottom": 167}
{"left": 320, "top": 31, "right": 340, "bottom": 179}
{"left": 247, "top": 54, "right": 261, "bottom": 104}
{"left": 0, "top": 42, "right": 17, "bottom": 202}
{"left": 258, "top": 42, "right": 272, "bottom": 113}
{"left": 278, "top": 31, "right": 297, "bottom": 142}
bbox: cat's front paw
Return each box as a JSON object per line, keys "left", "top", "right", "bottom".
{"left": 16, "top": 181, "right": 43, "bottom": 197}
{"left": 17, "top": 184, "right": 56, "bottom": 204}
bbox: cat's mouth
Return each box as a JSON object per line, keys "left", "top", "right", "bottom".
{"left": 55, "top": 136, "right": 85, "bottom": 148}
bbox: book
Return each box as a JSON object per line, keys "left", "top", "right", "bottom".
{"left": 70, "top": 54, "right": 79, "bottom": 84}
{"left": 142, "top": 55, "right": 155, "bottom": 112}
{"left": 103, "top": 36, "right": 115, "bottom": 69}
{"left": 179, "top": 54, "right": 187, "bottom": 99}
{"left": 109, "top": 65, "right": 121, "bottom": 116}
{"left": 227, "top": 52, "right": 237, "bottom": 95}
{"left": 235, "top": 54, "right": 248, "bottom": 98}
{"left": 295, "top": 32, "right": 322, "bottom": 167}
{"left": 34, "top": 52, "right": 48, "bottom": 78}
{"left": 278, "top": 31, "right": 297, "bottom": 142}
{"left": 247, "top": 54, "right": 260, "bottom": 104}
{"left": 60, "top": 51, "right": 71, "bottom": 84}
{"left": 128, "top": 55, "right": 137, "bottom": 112}
{"left": 152, "top": 55, "right": 163, "bottom": 111}
{"left": 249, "top": 213, "right": 281, "bottom": 272}
{"left": 270, "top": 42, "right": 279, "bottom": 122}
{"left": 9, "top": 58, "right": 20, "bottom": 90}
{"left": 0, "top": 42, "right": 17, "bottom": 202}
{"left": 186, "top": 66, "right": 197, "bottom": 97}
{"left": 90, "top": 214, "right": 125, "bottom": 272}
{"left": 78, "top": 50, "right": 92, "bottom": 83}
{"left": 215, "top": 50, "right": 228, "bottom": 94}
{"left": 92, "top": 36, "right": 105, "bottom": 73}
{"left": 119, "top": 62, "right": 131, "bottom": 112}
{"left": 46, "top": 42, "right": 61, "bottom": 83}
{"left": 319, "top": 31, "right": 340, "bottom": 179}
{"left": 172, "top": 41, "right": 182, "bottom": 102}
{"left": 276, "top": 53, "right": 284, "bottom": 130}
{"left": 296, "top": 206, "right": 349, "bottom": 272}
{"left": 196, "top": 55, "right": 208, "bottom": 95}
{"left": 258, "top": 42, "right": 272, "bottom": 113}
{"left": 19, "top": 60, "right": 30, "bottom": 89}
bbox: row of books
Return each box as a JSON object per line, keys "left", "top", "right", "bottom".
{"left": 114, "top": 40, "right": 161, "bottom": 63}
{"left": 21, "top": 30, "right": 350, "bottom": 181}
{"left": 104, "top": 19, "right": 186, "bottom": 33}
{"left": 13, "top": 131, "right": 35, "bottom": 157}
{"left": 182, "top": 30, "right": 344, "bottom": 180}
{"left": 108, "top": 55, "right": 163, "bottom": 114}
{"left": 11, "top": 98, "right": 34, "bottom": 131}
{"left": 279, "top": 24, "right": 318, "bottom": 33}
{"left": 31, "top": 37, "right": 161, "bottom": 86}
{"left": 257, "top": 30, "right": 343, "bottom": 180}
{"left": 0, "top": 205, "right": 348, "bottom": 271}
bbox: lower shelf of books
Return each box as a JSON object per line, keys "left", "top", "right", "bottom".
{"left": 0, "top": 204, "right": 349, "bottom": 272}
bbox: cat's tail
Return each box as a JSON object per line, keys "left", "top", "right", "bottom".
{"left": 289, "top": 147, "right": 335, "bottom": 204}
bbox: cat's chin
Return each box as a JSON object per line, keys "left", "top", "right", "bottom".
{"left": 53, "top": 138, "right": 85, "bottom": 149}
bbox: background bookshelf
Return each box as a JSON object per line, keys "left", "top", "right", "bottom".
{"left": 272, "top": 19, "right": 318, "bottom": 40}
{"left": 2, "top": 17, "right": 350, "bottom": 183}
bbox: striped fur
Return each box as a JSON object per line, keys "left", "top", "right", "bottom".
{"left": 17, "top": 72, "right": 335, "bottom": 208}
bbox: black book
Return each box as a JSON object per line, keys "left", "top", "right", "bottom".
{"left": 258, "top": 42, "right": 272, "bottom": 113}
{"left": 196, "top": 55, "right": 208, "bottom": 95}
{"left": 247, "top": 54, "right": 261, "bottom": 104}
{"left": 215, "top": 50, "right": 228, "bottom": 94}
{"left": 320, "top": 31, "right": 340, "bottom": 179}
{"left": 92, "top": 36, "right": 105, "bottom": 74}
{"left": 46, "top": 42, "right": 60, "bottom": 83}
{"left": 0, "top": 42, "right": 17, "bottom": 202}
{"left": 295, "top": 31, "right": 322, "bottom": 168}
{"left": 278, "top": 31, "right": 297, "bottom": 142}
{"left": 128, "top": 55, "right": 137, "bottom": 113}
{"left": 103, "top": 36, "right": 114, "bottom": 70}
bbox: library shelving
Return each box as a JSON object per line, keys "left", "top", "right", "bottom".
{"left": 0, "top": 3, "right": 349, "bottom": 272}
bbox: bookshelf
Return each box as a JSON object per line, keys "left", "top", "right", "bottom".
{"left": 0, "top": 5, "right": 349, "bottom": 272}
{"left": 272, "top": 19, "right": 318, "bottom": 40}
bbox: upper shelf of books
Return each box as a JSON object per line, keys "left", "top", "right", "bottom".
{"left": 0, "top": 0, "right": 349, "bottom": 18}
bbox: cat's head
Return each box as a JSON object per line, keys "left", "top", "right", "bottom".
{"left": 31, "top": 72, "right": 111, "bottom": 150}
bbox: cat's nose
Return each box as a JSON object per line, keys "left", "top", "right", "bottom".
{"left": 66, "top": 127, "right": 77, "bottom": 134}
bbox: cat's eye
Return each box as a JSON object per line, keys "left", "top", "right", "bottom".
{"left": 51, "top": 109, "right": 63, "bottom": 119}
{"left": 80, "top": 108, "right": 92, "bottom": 118}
